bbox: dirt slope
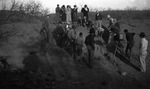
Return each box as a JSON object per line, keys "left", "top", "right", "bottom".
{"left": 0, "top": 19, "right": 150, "bottom": 89}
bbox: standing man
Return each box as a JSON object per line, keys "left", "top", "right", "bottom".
{"left": 55, "top": 4, "right": 61, "bottom": 23}
{"left": 124, "top": 29, "right": 135, "bottom": 58}
{"left": 60, "top": 5, "right": 66, "bottom": 22}
{"left": 40, "top": 25, "right": 48, "bottom": 52}
{"left": 139, "top": 32, "right": 148, "bottom": 72}
{"left": 67, "top": 25, "right": 77, "bottom": 58}
{"left": 95, "top": 11, "right": 102, "bottom": 28}
{"left": 81, "top": 5, "right": 89, "bottom": 21}
{"left": 85, "top": 28, "right": 95, "bottom": 68}
{"left": 52, "top": 22, "right": 65, "bottom": 48}
{"left": 107, "top": 15, "right": 115, "bottom": 45}
{"left": 76, "top": 32, "right": 85, "bottom": 57}
{"left": 72, "top": 5, "right": 78, "bottom": 23}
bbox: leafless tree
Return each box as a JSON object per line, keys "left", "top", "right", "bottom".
{"left": 41, "top": 8, "right": 50, "bottom": 16}
{"left": 9, "top": 0, "right": 20, "bottom": 11}
{"left": 23, "top": 0, "right": 43, "bottom": 16}
{"left": 0, "top": 0, "right": 23, "bottom": 24}
{"left": 0, "top": 0, "right": 8, "bottom": 10}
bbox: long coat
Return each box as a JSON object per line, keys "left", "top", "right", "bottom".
{"left": 72, "top": 8, "right": 78, "bottom": 22}
{"left": 66, "top": 8, "right": 72, "bottom": 24}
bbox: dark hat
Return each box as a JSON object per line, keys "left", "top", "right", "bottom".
{"left": 139, "top": 32, "right": 146, "bottom": 37}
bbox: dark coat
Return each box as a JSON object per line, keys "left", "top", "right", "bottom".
{"left": 72, "top": 8, "right": 78, "bottom": 22}
{"left": 81, "top": 7, "right": 89, "bottom": 20}
{"left": 85, "top": 34, "right": 95, "bottom": 50}
{"left": 125, "top": 32, "right": 135, "bottom": 43}
{"left": 95, "top": 12, "right": 102, "bottom": 20}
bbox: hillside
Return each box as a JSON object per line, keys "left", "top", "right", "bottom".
{"left": 0, "top": 10, "right": 150, "bottom": 89}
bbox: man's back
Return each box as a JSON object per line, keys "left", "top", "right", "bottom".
{"left": 126, "top": 32, "right": 135, "bottom": 43}
{"left": 85, "top": 34, "right": 95, "bottom": 49}
{"left": 53, "top": 26, "right": 64, "bottom": 39}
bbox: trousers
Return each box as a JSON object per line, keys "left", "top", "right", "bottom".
{"left": 87, "top": 45, "right": 94, "bottom": 67}
{"left": 96, "top": 20, "right": 102, "bottom": 28}
{"left": 140, "top": 50, "right": 147, "bottom": 72}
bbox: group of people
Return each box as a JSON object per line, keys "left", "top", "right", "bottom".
{"left": 53, "top": 5, "right": 149, "bottom": 72}
{"left": 124, "top": 29, "right": 148, "bottom": 72}
{"left": 106, "top": 15, "right": 148, "bottom": 72}
{"left": 55, "top": 4, "right": 78, "bottom": 24}
{"left": 55, "top": 4, "right": 91, "bottom": 26}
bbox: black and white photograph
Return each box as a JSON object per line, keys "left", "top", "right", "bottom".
{"left": 0, "top": 0, "right": 150, "bottom": 89}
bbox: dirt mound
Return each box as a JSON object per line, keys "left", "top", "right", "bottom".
{"left": 0, "top": 22, "right": 78, "bottom": 81}
{"left": 0, "top": 20, "right": 150, "bottom": 89}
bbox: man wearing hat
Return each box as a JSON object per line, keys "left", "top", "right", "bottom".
{"left": 85, "top": 28, "right": 95, "bottom": 68}
{"left": 139, "top": 32, "right": 148, "bottom": 72}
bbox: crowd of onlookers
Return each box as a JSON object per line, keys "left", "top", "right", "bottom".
{"left": 55, "top": 4, "right": 78, "bottom": 24}
{"left": 55, "top": 4, "right": 92, "bottom": 26}
{"left": 53, "top": 4, "right": 148, "bottom": 72}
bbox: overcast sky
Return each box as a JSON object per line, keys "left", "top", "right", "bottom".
{"left": 1, "top": 0, "right": 149, "bottom": 13}
{"left": 36, "top": 0, "right": 148, "bottom": 12}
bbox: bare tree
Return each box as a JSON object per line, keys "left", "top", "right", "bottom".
{"left": 0, "top": 0, "right": 8, "bottom": 10}
{"left": 24, "top": 0, "right": 43, "bottom": 16}
{"left": 40, "top": 8, "right": 50, "bottom": 16}
{"left": 3, "top": 0, "right": 20, "bottom": 22}
{"left": 9, "top": 0, "right": 20, "bottom": 11}
{"left": 0, "top": 0, "right": 50, "bottom": 24}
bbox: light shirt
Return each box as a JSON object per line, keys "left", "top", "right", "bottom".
{"left": 68, "top": 29, "right": 76, "bottom": 40}
{"left": 76, "top": 36, "right": 84, "bottom": 46}
{"left": 140, "top": 38, "right": 148, "bottom": 52}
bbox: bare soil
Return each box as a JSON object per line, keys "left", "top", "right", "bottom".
{"left": 0, "top": 19, "right": 150, "bottom": 89}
